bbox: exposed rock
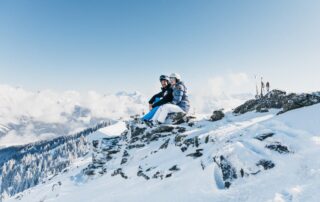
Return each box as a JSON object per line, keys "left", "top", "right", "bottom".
{"left": 183, "top": 138, "right": 195, "bottom": 148}
{"left": 137, "top": 170, "right": 150, "bottom": 180}
{"left": 266, "top": 142, "right": 291, "bottom": 154}
{"left": 150, "top": 125, "right": 174, "bottom": 133}
{"left": 180, "top": 146, "right": 187, "bottom": 152}
{"left": 174, "top": 134, "right": 187, "bottom": 146}
{"left": 120, "top": 150, "right": 130, "bottom": 165}
{"left": 205, "top": 135, "right": 210, "bottom": 143}
{"left": 169, "top": 165, "right": 180, "bottom": 172}
{"left": 165, "top": 173, "right": 172, "bottom": 178}
{"left": 210, "top": 110, "right": 225, "bottom": 121}
{"left": 159, "top": 139, "right": 170, "bottom": 149}
{"left": 256, "top": 159, "right": 275, "bottom": 170}
{"left": 256, "top": 107, "right": 269, "bottom": 113}
{"left": 170, "top": 112, "right": 187, "bottom": 125}
{"left": 214, "top": 155, "right": 237, "bottom": 189}
{"left": 127, "top": 144, "right": 145, "bottom": 150}
{"left": 233, "top": 89, "right": 320, "bottom": 115}
{"left": 279, "top": 93, "right": 320, "bottom": 114}
{"left": 152, "top": 171, "right": 164, "bottom": 179}
{"left": 83, "top": 168, "right": 95, "bottom": 176}
{"left": 131, "top": 126, "right": 147, "bottom": 139}
{"left": 186, "top": 149, "right": 203, "bottom": 158}
{"left": 175, "top": 127, "right": 187, "bottom": 133}
{"left": 92, "top": 140, "right": 99, "bottom": 148}
{"left": 145, "top": 167, "right": 157, "bottom": 172}
{"left": 111, "top": 168, "right": 128, "bottom": 179}
{"left": 255, "top": 132, "right": 275, "bottom": 141}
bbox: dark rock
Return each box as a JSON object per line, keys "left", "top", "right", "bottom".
{"left": 256, "top": 159, "right": 275, "bottom": 170}
{"left": 240, "top": 168, "right": 244, "bottom": 177}
{"left": 210, "top": 110, "right": 225, "bottom": 121}
{"left": 256, "top": 107, "right": 269, "bottom": 113}
{"left": 255, "top": 132, "right": 275, "bottom": 141}
{"left": 279, "top": 93, "right": 320, "bottom": 114}
{"left": 176, "top": 127, "right": 187, "bottom": 133}
{"left": 120, "top": 150, "right": 129, "bottom": 165}
{"left": 159, "top": 139, "right": 170, "bottom": 150}
{"left": 180, "top": 146, "right": 187, "bottom": 152}
{"left": 122, "top": 150, "right": 129, "bottom": 157}
{"left": 195, "top": 137, "right": 199, "bottom": 147}
{"left": 174, "top": 134, "right": 187, "bottom": 145}
{"left": 170, "top": 112, "right": 187, "bottom": 125}
{"left": 92, "top": 140, "right": 99, "bottom": 148}
{"left": 183, "top": 138, "right": 195, "bottom": 148}
{"left": 111, "top": 168, "right": 128, "bottom": 179}
{"left": 152, "top": 171, "right": 163, "bottom": 179}
{"left": 186, "top": 149, "right": 203, "bottom": 158}
{"left": 169, "top": 165, "right": 180, "bottom": 171}
{"left": 165, "top": 173, "right": 172, "bottom": 178}
{"left": 131, "top": 126, "right": 147, "bottom": 138}
{"left": 233, "top": 89, "right": 320, "bottom": 115}
{"left": 266, "top": 142, "right": 290, "bottom": 154}
{"left": 146, "top": 167, "right": 156, "bottom": 172}
{"left": 137, "top": 170, "right": 150, "bottom": 180}
{"left": 205, "top": 135, "right": 210, "bottom": 144}
{"left": 83, "top": 168, "right": 95, "bottom": 176}
{"left": 127, "top": 144, "right": 145, "bottom": 150}
{"left": 151, "top": 125, "right": 174, "bottom": 134}
{"left": 100, "top": 136, "right": 121, "bottom": 151}
{"left": 214, "top": 155, "right": 237, "bottom": 189}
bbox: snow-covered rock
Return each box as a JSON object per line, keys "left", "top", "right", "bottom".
{"left": 233, "top": 89, "right": 320, "bottom": 115}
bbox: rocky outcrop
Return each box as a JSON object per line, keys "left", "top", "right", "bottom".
{"left": 266, "top": 142, "right": 291, "bottom": 154}
{"left": 214, "top": 156, "right": 237, "bottom": 189}
{"left": 233, "top": 89, "right": 320, "bottom": 115}
{"left": 209, "top": 110, "right": 225, "bottom": 122}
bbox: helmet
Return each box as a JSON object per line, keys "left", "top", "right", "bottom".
{"left": 159, "top": 75, "right": 169, "bottom": 82}
{"left": 169, "top": 73, "right": 181, "bottom": 81}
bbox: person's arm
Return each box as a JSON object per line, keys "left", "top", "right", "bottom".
{"left": 172, "top": 85, "right": 184, "bottom": 105}
{"left": 152, "top": 89, "right": 173, "bottom": 108}
{"left": 149, "top": 91, "right": 162, "bottom": 104}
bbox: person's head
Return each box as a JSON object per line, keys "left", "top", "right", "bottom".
{"left": 159, "top": 75, "right": 169, "bottom": 88}
{"left": 169, "top": 73, "right": 181, "bottom": 85}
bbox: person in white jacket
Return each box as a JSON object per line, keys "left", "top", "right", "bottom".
{"left": 151, "top": 73, "right": 190, "bottom": 124}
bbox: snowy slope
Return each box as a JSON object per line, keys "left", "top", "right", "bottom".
{"left": 4, "top": 103, "right": 320, "bottom": 202}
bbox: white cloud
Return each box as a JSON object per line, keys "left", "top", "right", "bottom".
{"left": 206, "top": 72, "right": 253, "bottom": 96}
{"left": 190, "top": 72, "right": 254, "bottom": 113}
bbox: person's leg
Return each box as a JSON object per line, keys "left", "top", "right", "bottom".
{"left": 142, "top": 98, "right": 161, "bottom": 121}
{"left": 151, "top": 105, "right": 163, "bottom": 122}
{"left": 156, "top": 104, "right": 184, "bottom": 123}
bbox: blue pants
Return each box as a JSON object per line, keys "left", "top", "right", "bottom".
{"left": 142, "top": 98, "right": 160, "bottom": 121}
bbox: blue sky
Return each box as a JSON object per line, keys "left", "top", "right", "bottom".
{"left": 0, "top": 0, "right": 319, "bottom": 95}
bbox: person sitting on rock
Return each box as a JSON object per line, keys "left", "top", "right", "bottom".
{"left": 142, "top": 75, "right": 173, "bottom": 121}
{"left": 151, "top": 73, "right": 190, "bottom": 124}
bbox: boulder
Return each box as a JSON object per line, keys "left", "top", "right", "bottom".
{"left": 210, "top": 110, "right": 225, "bottom": 121}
